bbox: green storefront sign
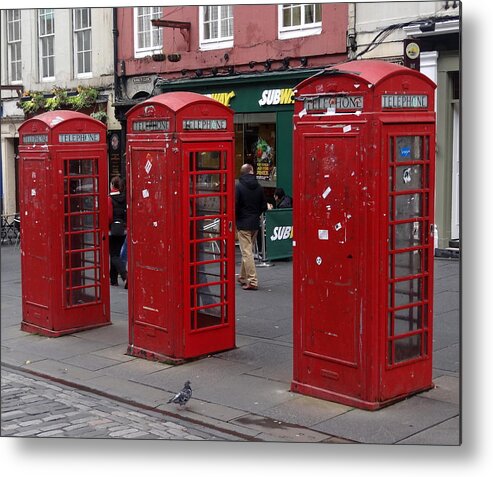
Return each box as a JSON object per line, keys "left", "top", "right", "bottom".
{"left": 264, "top": 208, "right": 293, "bottom": 261}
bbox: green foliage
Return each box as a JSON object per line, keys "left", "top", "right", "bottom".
{"left": 90, "top": 109, "right": 108, "bottom": 123}
{"left": 66, "top": 86, "right": 99, "bottom": 110}
{"left": 18, "top": 86, "right": 99, "bottom": 114}
{"left": 19, "top": 91, "right": 45, "bottom": 114}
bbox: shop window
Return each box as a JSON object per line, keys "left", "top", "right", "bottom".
{"left": 234, "top": 113, "right": 277, "bottom": 189}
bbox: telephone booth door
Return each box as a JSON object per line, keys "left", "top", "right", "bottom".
{"left": 125, "top": 92, "right": 235, "bottom": 362}
{"left": 18, "top": 111, "right": 110, "bottom": 337}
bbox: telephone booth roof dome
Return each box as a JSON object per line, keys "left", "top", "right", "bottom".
{"left": 128, "top": 91, "right": 230, "bottom": 115}
{"left": 295, "top": 59, "right": 436, "bottom": 92}
{"left": 19, "top": 110, "right": 105, "bottom": 131}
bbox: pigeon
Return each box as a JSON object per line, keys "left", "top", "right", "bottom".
{"left": 167, "top": 380, "right": 192, "bottom": 407}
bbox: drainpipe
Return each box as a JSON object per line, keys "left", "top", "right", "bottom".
{"left": 112, "top": 8, "right": 126, "bottom": 179}
{"left": 113, "top": 8, "right": 121, "bottom": 102}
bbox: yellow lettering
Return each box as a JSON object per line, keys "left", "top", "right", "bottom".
{"left": 280, "top": 88, "right": 294, "bottom": 104}
{"left": 208, "top": 91, "right": 236, "bottom": 107}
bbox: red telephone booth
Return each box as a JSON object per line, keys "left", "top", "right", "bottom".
{"left": 18, "top": 111, "right": 110, "bottom": 337}
{"left": 291, "top": 60, "right": 436, "bottom": 409}
{"left": 125, "top": 92, "right": 235, "bottom": 363}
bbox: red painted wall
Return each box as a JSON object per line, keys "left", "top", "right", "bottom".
{"left": 117, "top": 4, "right": 348, "bottom": 79}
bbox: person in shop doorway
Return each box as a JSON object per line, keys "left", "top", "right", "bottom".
{"left": 235, "top": 163, "right": 267, "bottom": 290}
{"left": 268, "top": 187, "right": 293, "bottom": 209}
{"left": 108, "top": 176, "right": 127, "bottom": 288}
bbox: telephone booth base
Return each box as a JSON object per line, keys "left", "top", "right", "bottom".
{"left": 21, "top": 320, "right": 111, "bottom": 338}
{"left": 126, "top": 343, "right": 236, "bottom": 365}
{"left": 126, "top": 344, "right": 186, "bottom": 365}
{"left": 291, "top": 380, "right": 434, "bottom": 411}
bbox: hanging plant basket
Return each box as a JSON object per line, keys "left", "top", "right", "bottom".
{"left": 18, "top": 86, "right": 102, "bottom": 118}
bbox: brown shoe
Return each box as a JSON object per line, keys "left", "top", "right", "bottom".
{"left": 237, "top": 277, "right": 246, "bottom": 286}
{"left": 242, "top": 283, "right": 258, "bottom": 291}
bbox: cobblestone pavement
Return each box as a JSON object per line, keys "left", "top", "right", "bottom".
{"left": 1, "top": 367, "right": 237, "bottom": 440}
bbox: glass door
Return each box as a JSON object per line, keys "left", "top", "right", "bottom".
{"left": 188, "top": 148, "right": 231, "bottom": 331}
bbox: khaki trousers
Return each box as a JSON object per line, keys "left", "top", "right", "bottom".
{"left": 237, "top": 229, "right": 258, "bottom": 287}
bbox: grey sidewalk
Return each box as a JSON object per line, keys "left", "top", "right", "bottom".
{"left": 1, "top": 245, "right": 460, "bottom": 444}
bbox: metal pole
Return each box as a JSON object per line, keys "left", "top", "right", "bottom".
{"left": 256, "top": 213, "right": 274, "bottom": 268}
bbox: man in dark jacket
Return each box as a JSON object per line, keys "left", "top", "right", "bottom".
{"left": 235, "top": 163, "right": 267, "bottom": 290}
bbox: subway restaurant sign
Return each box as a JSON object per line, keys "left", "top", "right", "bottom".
{"left": 264, "top": 208, "right": 293, "bottom": 260}
{"left": 205, "top": 88, "right": 295, "bottom": 108}
{"left": 258, "top": 88, "right": 294, "bottom": 106}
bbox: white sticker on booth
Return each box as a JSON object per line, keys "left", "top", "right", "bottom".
{"left": 145, "top": 160, "right": 152, "bottom": 174}
{"left": 142, "top": 189, "right": 149, "bottom": 198}
{"left": 322, "top": 186, "right": 332, "bottom": 199}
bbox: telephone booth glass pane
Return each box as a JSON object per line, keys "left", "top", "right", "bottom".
{"left": 189, "top": 150, "right": 229, "bottom": 331}
{"left": 387, "top": 134, "right": 430, "bottom": 366}
{"left": 63, "top": 158, "right": 101, "bottom": 306}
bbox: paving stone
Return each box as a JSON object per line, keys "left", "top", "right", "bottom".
{"left": 37, "top": 429, "right": 64, "bottom": 437}
{"left": 397, "top": 416, "right": 460, "bottom": 445}
{"left": 230, "top": 413, "right": 331, "bottom": 442}
{"left": 313, "top": 395, "right": 459, "bottom": 444}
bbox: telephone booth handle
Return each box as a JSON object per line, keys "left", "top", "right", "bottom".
{"left": 228, "top": 221, "right": 233, "bottom": 232}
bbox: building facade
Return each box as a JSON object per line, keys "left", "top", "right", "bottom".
{"left": 0, "top": 7, "right": 116, "bottom": 215}
{"left": 114, "top": 4, "right": 349, "bottom": 200}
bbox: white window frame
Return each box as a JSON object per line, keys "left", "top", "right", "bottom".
{"left": 73, "top": 8, "right": 92, "bottom": 79}
{"left": 133, "top": 7, "right": 163, "bottom": 58}
{"left": 7, "top": 10, "right": 22, "bottom": 84}
{"left": 38, "top": 9, "right": 55, "bottom": 82}
{"left": 199, "top": 5, "right": 234, "bottom": 51}
{"left": 278, "top": 3, "right": 322, "bottom": 40}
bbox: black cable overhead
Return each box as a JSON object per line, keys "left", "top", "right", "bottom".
{"left": 354, "top": 15, "right": 459, "bottom": 60}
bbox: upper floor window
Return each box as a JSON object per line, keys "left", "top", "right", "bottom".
{"left": 134, "top": 7, "right": 162, "bottom": 58}
{"left": 73, "top": 8, "right": 92, "bottom": 77}
{"left": 38, "top": 9, "right": 55, "bottom": 80}
{"left": 7, "top": 10, "right": 22, "bottom": 83}
{"left": 199, "top": 5, "right": 233, "bottom": 50}
{"left": 278, "top": 3, "right": 322, "bottom": 40}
